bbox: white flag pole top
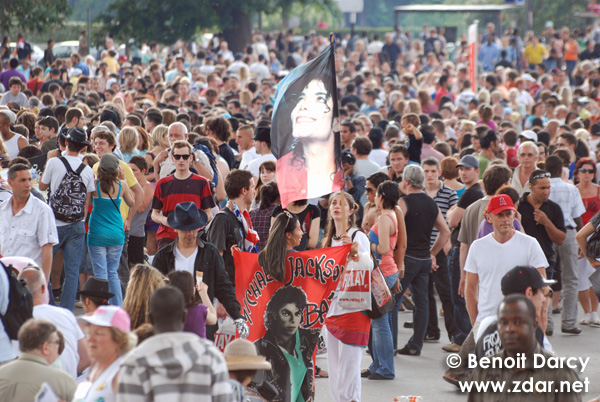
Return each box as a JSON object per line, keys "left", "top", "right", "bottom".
{"left": 468, "top": 21, "right": 479, "bottom": 93}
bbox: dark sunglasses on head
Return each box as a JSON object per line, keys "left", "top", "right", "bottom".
{"left": 173, "top": 154, "right": 191, "bottom": 160}
{"left": 579, "top": 168, "right": 595, "bottom": 174}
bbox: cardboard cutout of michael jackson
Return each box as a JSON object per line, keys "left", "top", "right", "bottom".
{"left": 271, "top": 44, "right": 343, "bottom": 208}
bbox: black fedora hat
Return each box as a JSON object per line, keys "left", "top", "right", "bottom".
{"left": 167, "top": 202, "right": 208, "bottom": 231}
{"left": 77, "top": 277, "right": 114, "bottom": 299}
{"left": 65, "top": 127, "right": 91, "bottom": 146}
{"left": 253, "top": 126, "right": 271, "bottom": 142}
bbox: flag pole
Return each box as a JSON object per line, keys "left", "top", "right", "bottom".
{"left": 329, "top": 33, "right": 348, "bottom": 235}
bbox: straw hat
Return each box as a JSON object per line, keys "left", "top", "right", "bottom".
{"left": 224, "top": 339, "right": 272, "bottom": 371}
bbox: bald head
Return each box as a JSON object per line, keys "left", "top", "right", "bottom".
{"left": 18, "top": 268, "right": 44, "bottom": 298}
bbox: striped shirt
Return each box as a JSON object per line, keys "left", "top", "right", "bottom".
{"left": 429, "top": 181, "right": 458, "bottom": 248}
{"left": 117, "top": 332, "right": 232, "bottom": 402}
{"left": 152, "top": 173, "right": 216, "bottom": 241}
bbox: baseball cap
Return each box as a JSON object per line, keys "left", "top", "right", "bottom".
{"left": 519, "top": 130, "right": 538, "bottom": 142}
{"left": 99, "top": 153, "right": 120, "bottom": 174}
{"left": 80, "top": 306, "right": 131, "bottom": 333}
{"left": 456, "top": 155, "right": 479, "bottom": 169}
{"left": 501, "top": 266, "right": 556, "bottom": 295}
{"left": 521, "top": 73, "right": 536, "bottom": 83}
{"left": 487, "top": 194, "right": 517, "bottom": 215}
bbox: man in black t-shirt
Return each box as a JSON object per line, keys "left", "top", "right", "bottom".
{"left": 395, "top": 165, "right": 451, "bottom": 356}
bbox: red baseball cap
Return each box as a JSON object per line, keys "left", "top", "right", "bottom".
{"left": 487, "top": 194, "right": 516, "bottom": 215}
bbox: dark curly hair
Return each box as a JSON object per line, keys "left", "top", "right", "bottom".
{"left": 263, "top": 286, "right": 308, "bottom": 331}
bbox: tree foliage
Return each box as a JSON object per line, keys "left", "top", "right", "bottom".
{"left": 102, "top": 0, "right": 334, "bottom": 51}
{"left": 0, "top": 0, "right": 71, "bottom": 35}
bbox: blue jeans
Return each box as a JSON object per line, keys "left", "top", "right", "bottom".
{"left": 88, "top": 244, "right": 124, "bottom": 306}
{"left": 448, "top": 245, "right": 472, "bottom": 345}
{"left": 398, "top": 255, "right": 430, "bottom": 351}
{"left": 369, "top": 272, "right": 399, "bottom": 379}
{"left": 53, "top": 222, "right": 85, "bottom": 310}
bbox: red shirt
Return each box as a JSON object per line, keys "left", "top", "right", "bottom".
{"left": 152, "top": 173, "right": 216, "bottom": 240}
{"left": 26, "top": 79, "right": 43, "bottom": 94}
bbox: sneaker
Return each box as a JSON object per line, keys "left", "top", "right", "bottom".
{"left": 403, "top": 321, "right": 413, "bottom": 329}
{"left": 552, "top": 307, "right": 561, "bottom": 314}
{"left": 395, "top": 346, "right": 420, "bottom": 356}
{"left": 424, "top": 334, "right": 440, "bottom": 343}
{"left": 561, "top": 327, "right": 582, "bottom": 335}
{"left": 442, "top": 343, "right": 461, "bottom": 353}
{"left": 368, "top": 373, "right": 394, "bottom": 380}
{"left": 580, "top": 313, "right": 591, "bottom": 325}
{"left": 74, "top": 300, "right": 83, "bottom": 308}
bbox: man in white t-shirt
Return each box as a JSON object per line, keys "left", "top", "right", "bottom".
{"left": 39, "top": 128, "right": 95, "bottom": 311}
{"left": 443, "top": 194, "right": 547, "bottom": 387}
{"left": 18, "top": 267, "right": 90, "bottom": 379}
{"left": 236, "top": 125, "right": 258, "bottom": 169}
{"left": 246, "top": 126, "right": 276, "bottom": 178}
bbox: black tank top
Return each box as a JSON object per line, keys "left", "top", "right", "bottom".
{"left": 403, "top": 192, "right": 439, "bottom": 258}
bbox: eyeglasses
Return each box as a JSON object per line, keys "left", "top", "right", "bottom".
{"left": 579, "top": 168, "right": 595, "bottom": 173}
{"left": 531, "top": 172, "right": 551, "bottom": 180}
{"left": 173, "top": 154, "right": 191, "bottom": 160}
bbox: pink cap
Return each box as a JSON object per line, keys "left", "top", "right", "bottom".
{"left": 81, "top": 306, "right": 131, "bottom": 333}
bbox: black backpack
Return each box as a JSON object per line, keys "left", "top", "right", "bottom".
{"left": 49, "top": 157, "right": 87, "bottom": 223}
{"left": 0, "top": 261, "right": 34, "bottom": 340}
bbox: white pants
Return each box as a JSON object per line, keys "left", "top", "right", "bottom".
{"left": 325, "top": 327, "right": 363, "bottom": 402}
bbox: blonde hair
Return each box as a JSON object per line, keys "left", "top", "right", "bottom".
{"left": 151, "top": 124, "right": 169, "bottom": 148}
{"left": 118, "top": 127, "right": 139, "bottom": 154}
{"left": 109, "top": 327, "right": 138, "bottom": 356}
{"left": 239, "top": 90, "right": 252, "bottom": 108}
{"left": 123, "top": 264, "right": 166, "bottom": 330}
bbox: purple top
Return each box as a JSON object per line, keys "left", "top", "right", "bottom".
{"left": 477, "top": 218, "right": 522, "bottom": 239}
{"left": 183, "top": 303, "right": 208, "bottom": 338}
{"left": 0, "top": 69, "right": 26, "bottom": 90}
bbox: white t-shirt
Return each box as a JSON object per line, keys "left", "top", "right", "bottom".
{"left": 464, "top": 231, "right": 548, "bottom": 323}
{"left": 174, "top": 244, "right": 198, "bottom": 276}
{"left": 246, "top": 153, "right": 277, "bottom": 177}
{"left": 41, "top": 155, "right": 95, "bottom": 226}
{"left": 239, "top": 147, "right": 259, "bottom": 170}
{"left": 369, "top": 149, "right": 388, "bottom": 168}
{"left": 33, "top": 304, "right": 84, "bottom": 378}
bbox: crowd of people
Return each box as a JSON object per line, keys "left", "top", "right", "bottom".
{"left": 2, "top": 18, "right": 600, "bottom": 401}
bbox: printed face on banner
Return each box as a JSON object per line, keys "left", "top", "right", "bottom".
{"left": 291, "top": 79, "right": 334, "bottom": 143}
{"left": 270, "top": 43, "right": 344, "bottom": 207}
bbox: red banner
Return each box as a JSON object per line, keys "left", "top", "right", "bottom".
{"left": 233, "top": 244, "right": 351, "bottom": 341}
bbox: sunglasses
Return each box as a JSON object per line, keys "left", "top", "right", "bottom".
{"left": 366, "top": 188, "right": 375, "bottom": 193}
{"left": 531, "top": 172, "right": 550, "bottom": 180}
{"left": 173, "top": 154, "right": 191, "bottom": 160}
{"left": 579, "top": 168, "right": 595, "bottom": 173}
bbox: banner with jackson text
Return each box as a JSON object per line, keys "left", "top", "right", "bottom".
{"left": 270, "top": 43, "right": 343, "bottom": 208}
{"left": 233, "top": 244, "right": 351, "bottom": 341}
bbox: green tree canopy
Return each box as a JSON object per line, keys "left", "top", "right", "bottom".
{"left": 0, "top": 0, "right": 71, "bottom": 36}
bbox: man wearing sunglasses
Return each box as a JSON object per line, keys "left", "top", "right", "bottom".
{"left": 517, "top": 169, "right": 573, "bottom": 334}
{"left": 151, "top": 140, "right": 215, "bottom": 251}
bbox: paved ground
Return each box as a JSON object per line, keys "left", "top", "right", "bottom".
{"left": 314, "top": 305, "right": 600, "bottom": 402}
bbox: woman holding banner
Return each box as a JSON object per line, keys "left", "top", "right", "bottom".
{"left": 321, "top": 191, "right": 371, "bottom": 401}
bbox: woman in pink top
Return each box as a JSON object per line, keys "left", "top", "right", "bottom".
{"left": 365, "top": 181, "right": 401, "bottom": 380}
{"left": 476, "top": 104, "right": 498, "bottom": 130}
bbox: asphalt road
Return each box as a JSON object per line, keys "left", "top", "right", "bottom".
{"left": 314, "top": 305, "right": 600, "bottom": 402}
